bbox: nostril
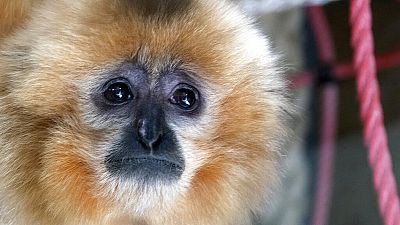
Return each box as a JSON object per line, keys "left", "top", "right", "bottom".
{"left": 151, "top": 135, "right": 162, "bottom": 148}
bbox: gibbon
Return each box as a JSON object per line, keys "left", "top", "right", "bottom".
{"left": 0, "top": 0, "right": 291, "bottom": 224}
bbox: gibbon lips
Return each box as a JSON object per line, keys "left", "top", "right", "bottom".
{"left": 107, "top": 156, "right": 184, "bottom": 182}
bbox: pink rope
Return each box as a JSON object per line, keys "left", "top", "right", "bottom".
{"left": 350, "top": 1, "right": 400, "bottom": 225}
{"left": 335, "top": 48, "right": 400, "bottom": 80}
{"left": 307, "top": 6, "right": 335, "bottom": 63}
{"left": 311, "top": 84, "right": 338, "bottom": 225}
{"left": 307, "top": 6, "right": 338, "bottom": 225}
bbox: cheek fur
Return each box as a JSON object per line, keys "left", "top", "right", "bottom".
{"left": 39, "top": 122, "right": 111, "bottom": 222}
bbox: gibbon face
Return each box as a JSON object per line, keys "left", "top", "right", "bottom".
{"left": 0, "top": 0, "right": 290, "bottom": 225}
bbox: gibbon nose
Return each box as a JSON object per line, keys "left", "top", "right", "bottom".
{"left": 137, "top": 118, "right": 163, "bottom": 149}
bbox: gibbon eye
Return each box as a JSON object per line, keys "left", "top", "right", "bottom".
{"left": 104, "top": 79, "right": 133, "bottom": 104}
{"left": 169, "top": 84, "right": 199, "bottom": 110}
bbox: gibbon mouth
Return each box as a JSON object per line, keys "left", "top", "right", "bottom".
{"left": 106, "top": 156, "right": 184, "bottom": 181}
{"left": 109, "top": 157, "right": 184, "bottom": 170}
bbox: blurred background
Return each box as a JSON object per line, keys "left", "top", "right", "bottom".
{"left": 234, "top": 0, "right": 400, "bottom": 224}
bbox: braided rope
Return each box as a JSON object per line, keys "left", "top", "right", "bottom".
{"left": 350, "top": 1, "right": 400, "bottom": 224}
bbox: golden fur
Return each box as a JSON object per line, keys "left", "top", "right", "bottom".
{"left": 0, "top": 0, "right": 291, "bottom": 224}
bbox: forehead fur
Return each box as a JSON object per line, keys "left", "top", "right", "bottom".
{"left": 19, "top": 0, "right": 272, "bottom": 78}
{"left": 118, "top": 0, "right": 193, "bottom": 18}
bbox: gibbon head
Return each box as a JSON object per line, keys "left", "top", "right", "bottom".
{"left": 0, "top": 0, "right": 290, "bottom": 224}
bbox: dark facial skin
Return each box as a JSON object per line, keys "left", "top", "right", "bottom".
{"left": 92, "top": 61, "right": 202, "bottom": 183}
